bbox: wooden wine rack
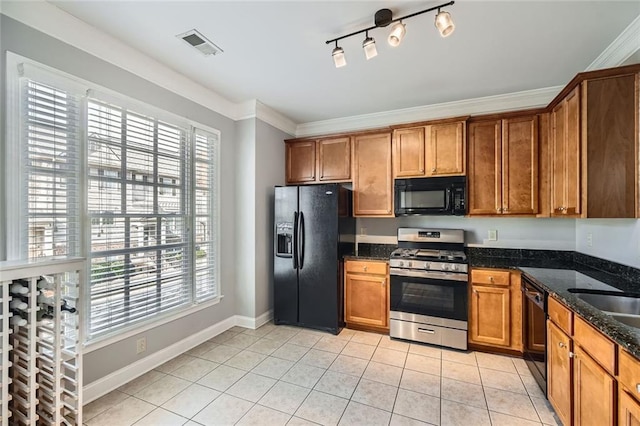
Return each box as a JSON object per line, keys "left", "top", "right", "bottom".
{"left": 0, "top": 257, "right": 84, "bottom": 425}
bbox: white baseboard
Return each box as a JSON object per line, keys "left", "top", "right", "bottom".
{"left": 83, "top": 315, "right": 237, "bottom": 403}
{"left": 235, "top": 310, "right": 273, "bottom": 329}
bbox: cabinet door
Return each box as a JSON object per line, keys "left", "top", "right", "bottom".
{"left": 393, "top": 128, "right": 425, "bottom": 177}
{"left": 502, "top": 116, "right": 538, "bottom": 214}
{"left": 286, "top": 141, "right": 316, "bottom": 184}
{"left": 564, "top": 88, "right": 581, "bottom": 215}
{"left": 353, "top": 133, "right": 393, "bottom": 216}
{"left": 426, "top": 121, "right": 465, "bottom": 176}
{"left": 573, "top": 345, "right": 615, "bottom": 426}
{"left": 619, "top": 389, "right": 640, "bottom": 426}
{"left": 468, "top": 120, "right": 502, "bottom": 215}
{"left": 547, "top": 320, "right": 572, "bottom": 426}
{"left": 469, "top": 284, "right": 510, "bottom": 347}
{"left": 551, "top": 87, "right": 581, "bottom": 216}
{"left": 345, "top": 272, "right": 388, "bottom": 327}
{"left": 318, "top": 137, "right": 351, "bottom": 182}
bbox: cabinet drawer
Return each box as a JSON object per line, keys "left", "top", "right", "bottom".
{"left": 574, "top": 315, "right": 616, "bottom": 375}
{"left": 345, "top": 260, "right": 387, "bottom": 275}
{"left": 619, "top": 349, "right": 640, "bottom": 399}
{"left": 470, "top": 269, "right": 510, "bottom": 286}
{"left": 548, "top": 297, "right": 573, "bottom": 335}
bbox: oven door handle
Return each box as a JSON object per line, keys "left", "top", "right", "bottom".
{"left": 418, "top": 328, "right": 436, "bottom": 335}
{"left": 390, "top": 268, "right": 468, "bottom": 282}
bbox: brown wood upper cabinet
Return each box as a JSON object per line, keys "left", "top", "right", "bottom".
{"left": 551, "top": 87, "right": 581, "bottom": 217}
{"left": 392, "top": 120, "right": 466, "bottom": 178}
{"left": 468, "top": 115, "right": 539, "bottom": 215}
{"left": 549, "top": 72, "right": 639, "bottom": 218}
{"left": 353, "top": 132, "right": 393, "bottom": 217}
{"left": 285, "top": 136, "right": 351, "bottom": 184}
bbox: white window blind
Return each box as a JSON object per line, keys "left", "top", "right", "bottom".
{"left": 193, "top": 129, "right": 218, "bottom": 302}
{"left": 12, "top": 56, "right": 221, "bottom": 342}
{"left": 86, "top": 99, "right": 194, "bottom": 338}
{"left": 22, "top": 79, "right": 81, "bottom": 258}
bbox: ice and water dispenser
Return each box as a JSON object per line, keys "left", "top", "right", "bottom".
{"left": 275, "top": 222, "right": 293, "bottom": 257}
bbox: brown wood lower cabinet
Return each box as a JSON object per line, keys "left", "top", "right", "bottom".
{"left": 468, "top": 268, "right": 522, "bottom": 352}
{"left": 619, "top": 389, "right": 640, "bottom": 426}
{"left": 547, "top": 320, "right": 572, "bottom": 426}
{"left": 546, "top": 296, "right": 618, "bottom": 426}
{"left": 573, "top": 345, "right": 615, "bottom": 426}
{"left": 344, "top": 260, "right": 389, "bottom": 332}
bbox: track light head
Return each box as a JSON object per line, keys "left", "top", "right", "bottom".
{"left": 388, "top": 22, "right": 406, "bottom": 47}
{"left": 363, "top": 33, "right": 378, "bottom": 60}
{"left": 435, "top": 10, "right": 455, "bottom": 37}
{"left": 332, "top": 44, "right": 346, "bottom": 68}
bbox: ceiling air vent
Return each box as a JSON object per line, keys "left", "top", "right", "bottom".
{"left": 176, "top": 29, "right": 223, "bottom": 56}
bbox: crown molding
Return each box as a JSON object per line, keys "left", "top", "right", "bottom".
{"left": 235, "top": 100, "right": 297, "bottom": 136}
{"left": 295, "top": 85, "right": 563, "bottom": 138}
{"left": 587, "top": 13, "right": 640, "bottom": 71}
{"left": 1, "top": 1, "right": 239, "bottom": 120}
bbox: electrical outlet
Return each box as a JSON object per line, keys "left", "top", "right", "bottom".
{"left": 360, "top": 227, "right": 367, "bottom": 235}
{"left": 488, "top": 229, "right": 498, "bottom": 241}
{"left": 587, "top": 232, "right": 593, "bottom": 247}
{"left": 136, "top": 337, "right": 147, "bottom": 354}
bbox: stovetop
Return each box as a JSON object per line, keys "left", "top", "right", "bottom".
{"left": 390, "top": 248, "right": 467, "bottom": 262}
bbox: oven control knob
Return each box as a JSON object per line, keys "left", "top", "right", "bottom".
{"left": 442, "top": 263, "right": 450, "bottom": 271}
{"left": 399, "top": 261, "right": 404, "bottom": 267}
{"left": 450, "top": 264, "right": 459, "bottom": 272}
{"left": 407, "top": 261, "right": 413, "bottom": 268}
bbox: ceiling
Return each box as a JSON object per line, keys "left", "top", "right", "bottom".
{"left": 49, "top": 1, "right": 639, "bottom": 125}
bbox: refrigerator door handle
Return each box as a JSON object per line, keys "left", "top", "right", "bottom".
{"left": 298, "top": 211, "right": 305, "bottom": 270}
{"left": 293, "top": 211, "right": 299, "bottom": 270}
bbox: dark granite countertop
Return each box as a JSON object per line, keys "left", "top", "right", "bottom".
{"left": 520, "top": 266, "right": 640, "bottom": 359}
{"left": 344, "top": 255, "right": 389, "bottom": 262}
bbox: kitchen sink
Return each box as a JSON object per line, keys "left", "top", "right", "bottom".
{"left": 567, "top": 289, "right": 640, "bottom": 328}
{"left": 610, "top": 314, "right": 640, "bottom": 329}
{"left": 571, "top": 292, "right": 640, "bottom": 316}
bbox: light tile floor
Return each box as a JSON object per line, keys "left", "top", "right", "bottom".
{"left": 84, "top": 324, "right": 561, "bottom": 426}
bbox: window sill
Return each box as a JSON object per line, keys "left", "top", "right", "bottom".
{"left": 82, "top": 295, "right": 223, "bottom": 353}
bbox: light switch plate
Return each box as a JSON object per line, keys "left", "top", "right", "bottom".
{"left": 488, "top": 229, "right": 498, "bottom": 241}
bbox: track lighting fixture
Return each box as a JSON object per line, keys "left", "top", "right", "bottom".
{"left": 326, "top": 1, "right": 455, "bottom": 68}
{"left": 387, "top": 22, "right": 406, "bottom": 47}
{"left": 332, "top": 41, "right": 346, "bottom": 68}
{"left": 435, "top": 9, "right": 455, "bottom": 37}
{"left": 362, "top": 32, "right": 377, "bottom": 60}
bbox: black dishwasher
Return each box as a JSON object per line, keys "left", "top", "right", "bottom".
{"left": 522, "top": 275, "right": 547, "bottom": 395}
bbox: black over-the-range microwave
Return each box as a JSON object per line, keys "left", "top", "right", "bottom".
{"left": 394, "top": 176, "right": 467, "bottom": 216}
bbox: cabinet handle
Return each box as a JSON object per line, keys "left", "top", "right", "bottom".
{"left": 473, "top": 289, "right": 478, "bottom": 294}
{"left": 569, "top": 351, "right": 575, "bottom": 358}
{"left": 489, "top": 276, "right": 494, "bottom": 282}
{"left": 496, "top": 207, "right": 502, "bottom": 213}
{"left": 431, "top": 168, "right": 436, "bottom": 173}
{"left": 419, "top": 168, "right": 424, "bottom": 173}
{"left": 503, "top": 208, "right": 509, "bottom": 213}
{"left": 559, "top": 342, "right": 565, "bottom": 348}
{"left": 363, "top": 266, "right": 368, "bottom": 272}
{"left": 381, "top": 280, "right": 385, "bottom": 286}
{"left": 636, "top": 384, "right": 640, "bottom": 393}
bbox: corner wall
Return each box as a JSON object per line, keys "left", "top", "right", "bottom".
{"left": 576, "top": 219, "right": 640, "bottom": 268}
{"left": 234, "top": 117, "right": 289, "bottom": 321}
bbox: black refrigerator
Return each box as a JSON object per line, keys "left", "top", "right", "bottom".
{"left": 273, "top": 184, "right": 355, "bottom": 334}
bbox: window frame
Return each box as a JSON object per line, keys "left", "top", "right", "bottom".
{"left": 5, "top": 52, "right": 223, "bottom": 348}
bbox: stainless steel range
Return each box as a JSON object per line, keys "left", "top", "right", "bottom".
{"left": 389, "top": 228, "right": 469, "bottom": 350}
